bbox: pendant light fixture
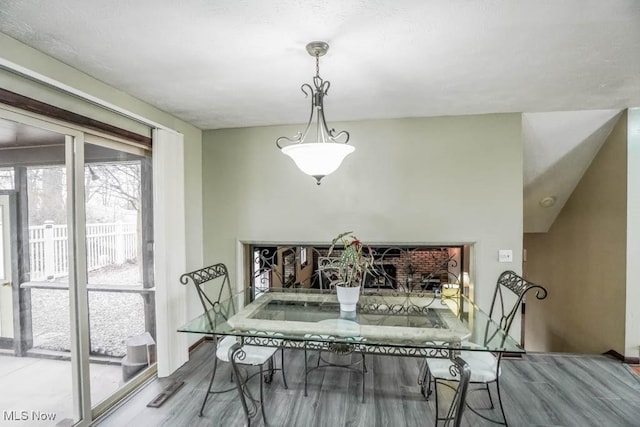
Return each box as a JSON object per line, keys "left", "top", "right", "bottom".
{"left": 276, "top": 41, "right": 354, "bottom": 185}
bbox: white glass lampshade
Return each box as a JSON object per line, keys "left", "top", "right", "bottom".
{"left": 282, "top": 143, "right": 355, "bottom": 183}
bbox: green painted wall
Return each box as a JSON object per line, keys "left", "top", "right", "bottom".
{"left": 203, "top": 114, "right": 524, "bottom": 336}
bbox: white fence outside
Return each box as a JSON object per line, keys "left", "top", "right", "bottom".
{"left": 29, "top": 221, "right": 137, "bottom": 281}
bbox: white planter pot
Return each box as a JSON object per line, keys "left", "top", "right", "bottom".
{"left": 336, "top": 285, "right": 361, "bottom": 312}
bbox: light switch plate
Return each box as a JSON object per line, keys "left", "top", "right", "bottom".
{"left": 498, "top": 249, "right": 513, "bottom": 263}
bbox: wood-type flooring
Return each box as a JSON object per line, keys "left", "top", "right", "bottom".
{"left": 96, "top": 341, "right": 640, "bottom": 427}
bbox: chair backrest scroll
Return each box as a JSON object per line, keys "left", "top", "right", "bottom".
{"left": 179, "top": 263, "right": 235, "bottom": 329}
{"left": 486, "top": 270, "right": 548, "bottom": 344}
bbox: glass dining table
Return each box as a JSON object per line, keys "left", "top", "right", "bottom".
{"left": 178, "top": 287, "right": 523, "bottom": 422}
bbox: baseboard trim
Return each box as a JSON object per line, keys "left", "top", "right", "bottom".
{"left": 603, "top": 349, "right": 640, "bottom": 364}
{"left": 188, "top": 336, "right": 210, "bottom": 353}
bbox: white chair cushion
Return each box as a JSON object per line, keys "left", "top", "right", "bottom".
{"left": 426, "top": 350, "right": 500, "bottom": 383}
{"left": 216, "top": 335, "right": 277, "bottom": 365}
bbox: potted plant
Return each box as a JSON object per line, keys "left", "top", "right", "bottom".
{"left": 328, "top": 231, "right": 374, "bottom": 311}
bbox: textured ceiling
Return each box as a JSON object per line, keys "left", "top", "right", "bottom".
{"left": 0, "top": 1, "right": 637, "bottom": 232}
{"left": 0, "top": 0, "right": 638, "bottom": 130}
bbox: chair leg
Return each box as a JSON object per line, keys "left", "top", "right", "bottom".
{"left": 280, "top": 348, "right": 288, "bottom": 389}
{"left": 464, "top": 380, "right": 508, "bottom": 426}
{"left": 448, "top": 357, "right": 471, "bottom": 427}
{"left": 421, "top": 364, "right": 432, "bottom": 399}
{"left": 485, "top": 382, "right": 495, "bottom": 409}
{"left": 419, "top": 361, "right": 433, "bottom": 399}
{"left": 361, "top": 354, "right": 366, "bottom": 403}
{"left": 495, "top": 379, "right": 508, "bottom": 426}
{"left": 259, "top": 364, "right": 267, "bottom": 425}
{"left": 418, "top": 358, "right": 428, "bottom": 385}
{"left": 229, "top": 343, "right": 254, "bottom": 427}
{"left": 199, "top": 353, "right": 219, "bottom": 416}
{"left": 434, "top": 377, "right": 441, "bottom": 425}
{"left": 264, "top": 357, "right": 274, "bottom": 384}
{"left": 304, "top": 348, "right": 309, "bottom": 397}
{"left": 432, "top": 358, "right": 470, "bottom": 427}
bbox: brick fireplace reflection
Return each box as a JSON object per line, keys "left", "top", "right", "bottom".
{"left": 250, "top": 244, "right": 465, "bottom": 294}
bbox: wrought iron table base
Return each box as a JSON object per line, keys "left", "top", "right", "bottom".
{"left": 303, "top": 346, "right": 367, "bottom": 403}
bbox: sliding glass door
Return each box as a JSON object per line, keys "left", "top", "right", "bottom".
{"left": 0, "top": 195, "right": 12, "bottom": 344}
{"left": 83, "top": 141, "right": 155, "bottom": 415}
{"left": 0, "top": 113, "right": 85, "bottom": 425}
{"left": 0, "top": 108, "right": 154, "bottom": 425}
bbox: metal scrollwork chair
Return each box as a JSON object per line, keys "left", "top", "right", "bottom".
{"left": 180, "top": 263, "right": 287, "bottom": 425}
{"left": 422, "top": 270, "right": 547, "bottom": 426}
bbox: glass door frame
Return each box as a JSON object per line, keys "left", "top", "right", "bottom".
{"left": 83, "top": 137, "right": 158, "bottom": 419}
{"left": 0, "top": 193, "right": 15, "bottom": 344}
{"left": 0, "top": 107, "right": 92, "bottom": 426}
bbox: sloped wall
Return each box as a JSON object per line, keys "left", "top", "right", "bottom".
{"left": 524, "top": 112, "right": 627, "bottom": 354}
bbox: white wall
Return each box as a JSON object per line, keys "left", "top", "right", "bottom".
{"left": 627, "top": 108, "right": 640, "bottom": 358}
{"left": 202, "top": 114, "right": 524, "bottom": 337}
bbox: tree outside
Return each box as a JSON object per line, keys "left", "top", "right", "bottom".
{"left": 27, "top": 161, "right": 146, "bottom": 356}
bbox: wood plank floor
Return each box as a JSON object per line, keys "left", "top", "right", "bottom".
{"left": 96, "top": 341, "right": 640, "bottom": 427}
